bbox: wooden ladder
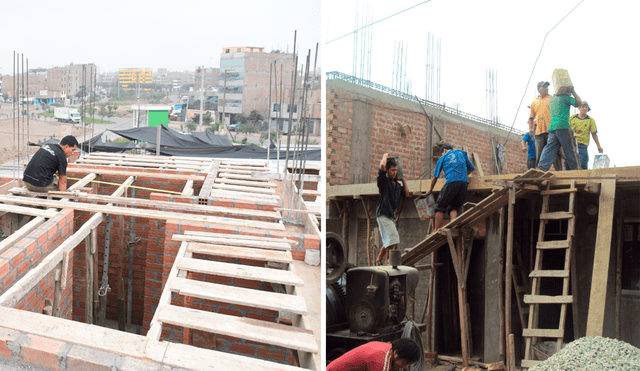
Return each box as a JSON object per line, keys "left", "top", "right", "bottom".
{"left": 521, "top": 180, "right": 577, "bottom": 369}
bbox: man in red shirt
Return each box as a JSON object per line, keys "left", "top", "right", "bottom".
{"left": 327, "top": 338, "right": 420, "bottom": 371}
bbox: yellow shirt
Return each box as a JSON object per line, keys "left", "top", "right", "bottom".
{"left": 570, "top": 114, "right": 597, "bottom": 146}
{"left": 529, "top": 95, "right": 552, "bottom": 135}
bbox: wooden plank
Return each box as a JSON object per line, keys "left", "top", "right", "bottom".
{"left": 157, "top": 305, "right": 317, "bottom": 353}
{"left": 174, "top": 234, "right": 292, "bottom": 251}
{"left": 176, "top": 257, "right": 304, "bottom": 287}
{"left": 523, "top": 295, "right": 572, "bottom": 304}
{"left": 215, "top": 177, "right": 276, "bottom": 188}
{"left": 187, "top": 242, "right": 293, "bottom": 264}
{"left": 198, "top": 160, "right": 220, "bottom": 198}
{"left": 171, "top": 277, "right": 307, "bottom": 315}
{"left": 529, "top": 270, "right": 570, "bottom": 278}
{"left": 0, "top": 195, "right": 286, "bottom": 231}
{"left": 522, "top": 328, "right": 564, "bottom": 338}
{"left": 0, "top": 212, "right": 104, "bottom": 307}
{"left": 539, "top": 211, "right": 573, "bottom": 220}
{"left": 540, "top": 188, "right": 577, "bottom": 196}
{"left": 75, "top": 158, "right": 206, "bottom": 171}
{"left": 0, "top": 203, "right": 59, "bottom": 218}
{"left": 212, "top": 183, "right": 276, "bottom": 195}
{"left": 218, "top": 172, "right": 271, "bottom": 181}
{"left": 536, "top": 240, "right": 570, "bottom": 250}
{"left": 586, "top": 178, "right": 617, "bottom": 336}
{"left": 0, "top": 216, "right": 46, "bottom": 255}
{"left": 208, "top": 189, "right": 280, "bottom": 206}
{"left": 67, "top": 165, "right": 206, "bottom": 181}
{"left": 473, "top": 152, "right": 485, "bottom": 176}
{"left": 184, "top": 230, "right": 298, "bottom": 246}
{"left": 163, "top": 341, "right": 305, "bottom": 371}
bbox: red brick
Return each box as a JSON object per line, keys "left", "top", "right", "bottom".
{"left": 20, "top": 334, "right": 65, "bottom": 370}
{"left": 229, "top": 343, "right": 256, "bottom": 356}
{"left": 257, "top": 347, "right": 287, "bottom": 362}
{"left": 303, "top": 234, "right": 320, "bottom": 250}
{"left": 0, "top": 329, "right": 20, "bottom": 359}
{"left": 291, "top": 250, "right": 305, "bottom": 260}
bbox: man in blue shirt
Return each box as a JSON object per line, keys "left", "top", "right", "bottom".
{"left": 521, "top": 132, "right": 536, "bottom": 169}
{"left": 425, "top": 143, "right": 475, "bottom": 231}
{"left": 376, "top": 153, "right": 410, "bottom": 265}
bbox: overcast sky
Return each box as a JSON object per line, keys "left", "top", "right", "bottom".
{"left": 2, "top": 0, "right": 320, "bottom": 73}
{"left": 323, "top": 0, "right": 640, "bottom": 168}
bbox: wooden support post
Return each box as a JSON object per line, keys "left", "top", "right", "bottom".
{"left": 85, "top": 234, "right": 94, "bottom": 325}
{"left": 445, "top": 228, "right": 470, "bottom": 367}
{"left": 615, "top": 193, "right": 625, "bottom": 339}
{"left": 586, "top": 179, "right": 616, "bottom": 336}
{"left": 498, "top": 207, "right": 505, "bottom": 361}
{"left": 117, "top": 214, "right": 125, "bottom": 331}
{"left": 505, "top": 183, "right": 516, "bottom": 370}
{"left": 92, "top": 228, "right": 100, "bottom": 324}
{"left": 52, "top": 264, "right": 62, "bottom": 317}
{"left": 361, "top": 197, "right": 372, "bottom": 266}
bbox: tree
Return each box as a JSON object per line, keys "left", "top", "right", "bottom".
{"left": 185, "top": 122, "right": 197, "bottom": 132}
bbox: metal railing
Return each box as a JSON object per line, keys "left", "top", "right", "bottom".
{"left": 327, "top": 71, "right": 525, "bottom": 135}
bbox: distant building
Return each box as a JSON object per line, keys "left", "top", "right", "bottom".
{"left": 216, "top": 46, "right": 321, "bottom": 135}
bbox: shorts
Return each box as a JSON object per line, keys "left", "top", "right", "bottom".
{"left": 434, "top": 181, "right": 468, "bottom": 214}
{"left": 376, "top": 215, "right": 400, "bottom": 248}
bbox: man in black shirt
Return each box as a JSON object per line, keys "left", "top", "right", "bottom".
{"left": 23, "top": 135, "right": 79, "bottom": 192}
{"left": 375, "top": 153, "right": 410, "bottom": 265}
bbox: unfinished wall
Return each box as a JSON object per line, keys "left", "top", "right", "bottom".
{"left": 327, "top": 79, "right": 527, "bottom": 186}
{"left": 0, "top": 208, "right": 74, "bottom": 316}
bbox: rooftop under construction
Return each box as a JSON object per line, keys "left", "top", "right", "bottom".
{"left": 326, "top": 75, "right": 640, "bottom": 370}
{"left": 0, "top": 153, "right": 321, "bottom": 370}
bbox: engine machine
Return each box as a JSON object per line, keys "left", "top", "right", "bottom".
{"left": 347, "top": 266, "right": 419, "bottom": 334}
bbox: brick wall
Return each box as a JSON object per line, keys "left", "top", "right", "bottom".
{"left": 327, "top": 80, "right": 527, "bottom": 186}
{"left": 0, "top": 208, "right": 74, "bottom": 317}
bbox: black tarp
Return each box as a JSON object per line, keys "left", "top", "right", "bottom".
{"left": 30, "top": 126, "right": 319, "bottom": 161}
{"left": 111, "top": 126, "right": 232, "bottom": 147}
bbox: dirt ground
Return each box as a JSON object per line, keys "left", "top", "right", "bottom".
{"left": 0, "top": 117, "right": 87, "bottom": 165}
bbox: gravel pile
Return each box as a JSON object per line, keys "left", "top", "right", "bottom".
{"left": 529, "top": 336, "right": 640, "bottom": 370}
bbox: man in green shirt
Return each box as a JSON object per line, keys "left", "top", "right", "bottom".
{"left": 536, "top": 86, "right": 582, "bottom": 171}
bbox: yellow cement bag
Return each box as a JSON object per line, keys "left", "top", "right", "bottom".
{"left": 552, "top": 69, "right": 573, "bottom": 95}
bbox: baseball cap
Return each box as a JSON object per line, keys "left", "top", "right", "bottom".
{"left": 537, "top": 81, "right": 550, "bottom": 89}
{"left": 581, "top": 101, "right": 591, "bottom": 111}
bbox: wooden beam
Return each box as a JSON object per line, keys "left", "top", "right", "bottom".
{"left": 10, "top": 188, "right": 281, "bottom": 220}
{"left": 173, "top": 234, "right": 292, "bottom": 251}
{"left": 0, "top": 195, "right": 285, "bottom": 231}
{"left": 328, "top": 166, "right": 640, "bottom": 198}
{"left": 170, "top": 277, "right": 307, "bottom": 315}
{"left": 198, "top": 160, "right": 220, "bottom": 198}
{"left": 67, "top": 165, "right": 206, "bottom": 181}
{"left": 157, "top": 305, "right": 317, "bottom": 352}
{"left": 176, "top": 257, "right": 304, "bottom": 287}
{"left": 0, "top": 203, "right": 59, "bottom": 218}
{"left": 586, "top": 178, "right": 617, "bottom": 336}
{"left": 183, "top": 230, "right": 298, "bottom": 246}
{"left": 0, "top": 216, "right": 46, "bottom": 255}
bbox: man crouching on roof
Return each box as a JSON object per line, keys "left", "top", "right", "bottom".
{"left": 23, "top": 135, "right": 79, "bottom": 193}
{"left": 375, "top": 153, "right": 410, "bottom": 266}
{"left": 426, "top": 143, "right": 475, "bottom": 231}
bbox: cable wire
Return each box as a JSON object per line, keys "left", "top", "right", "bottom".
{"left": 402, "top": 320, "right": 425, "bottom": 371}
{"left": 503, "top": 0, "right": 585, "bottom": 147}
{"left": 326, "top": 1, "right": 432, "bottom": 45}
